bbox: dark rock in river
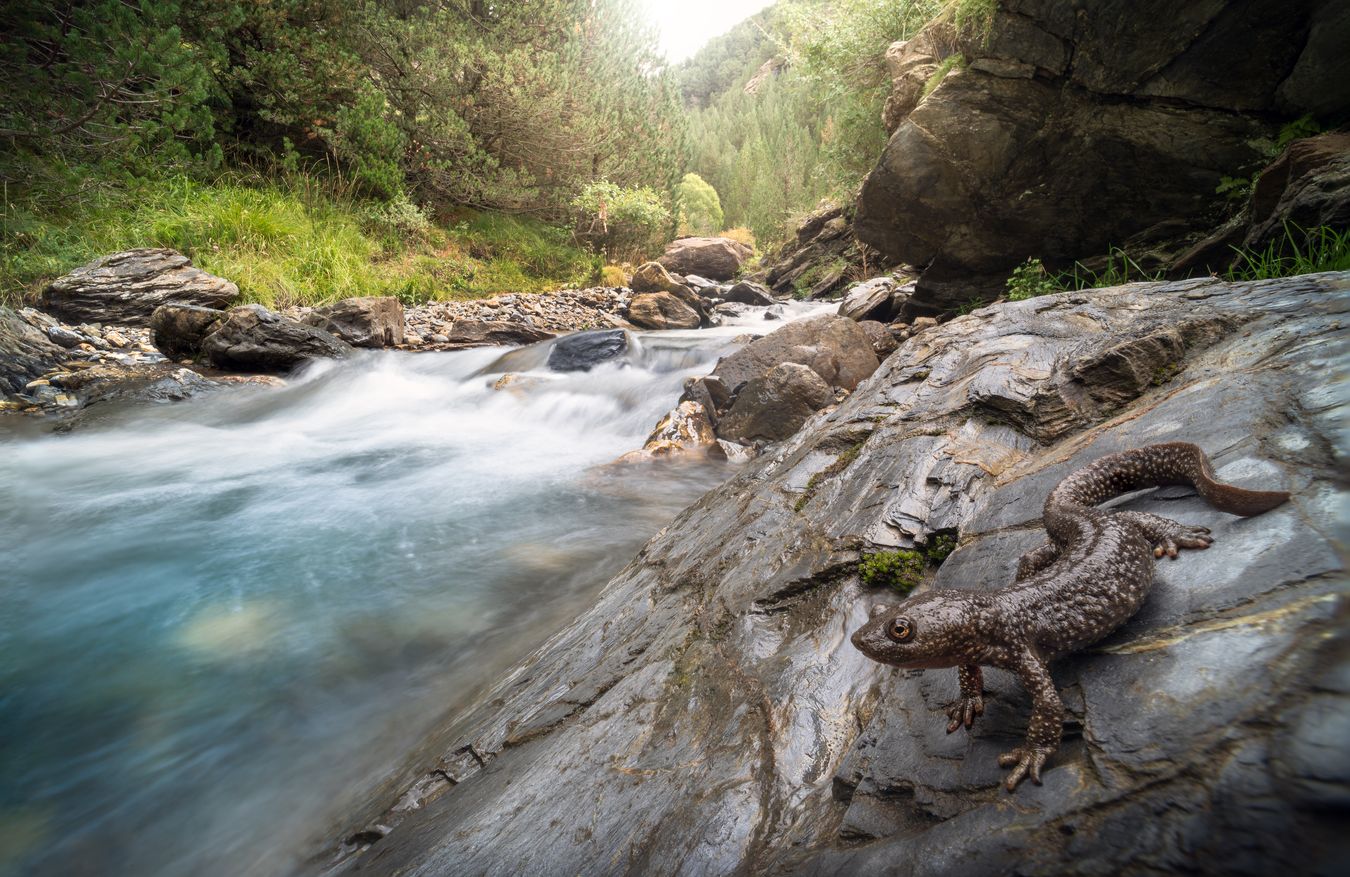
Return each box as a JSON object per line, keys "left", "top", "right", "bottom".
{"left": 150, "top": 303, "right": 225, "bottom": 360}
{"left": 657, "top": 236, "right": 753, "bottom": 281}
{"left": 323, "top": 271, "right": 1349, "bottom": 877}
{"left": 41, "top": 249, "right": 239, "bottom": 325}
{"left": 717, "top": 362, "right": 834, "bottom": 444}
{"left": 546, "top": 329, "right": 631, "bottom": 372}
{"left": 1, "top": 306, "right": 63, "bottom": 399}
{"left": 200, "top": 305, "right": 351, "bottom": 373}
{"left": 721, "top": 281, "right": 775, "bottom": 307}
{"left": 302, "top": 297, "right": 404, "bottom": 349}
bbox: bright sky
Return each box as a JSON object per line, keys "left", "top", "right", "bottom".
{"left": 642, "top": 0, "right": 778, "bottom": 62}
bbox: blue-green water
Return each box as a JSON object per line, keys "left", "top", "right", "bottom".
{"left": 0, "top": 317, "right": 803, "bottom": 876}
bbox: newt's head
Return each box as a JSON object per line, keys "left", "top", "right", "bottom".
{"left": 851, "top": 591, "right": 984, "bottom": 668}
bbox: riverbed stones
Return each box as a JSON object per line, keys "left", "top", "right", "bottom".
{"left": 657, "top": 236, "right": 753, "bottom": 281}
{"left": 626, "top": 292, "right": 702, "bottom": 331}
{"left": 41, "top": 249, "right": 239, "bottom": 325}
{"left": 324, "top": 271, "right": 1349, "bottom": 877}
{"left": 199, "top": 305, "right": 351, "bottom": 373}
{"left": 150, "top": 303, "right": 226, "bottom": 360}
{"left": 302, "top": 297, "right": 404, "bottom": 348}
{"left": 717, "top": 361, "right": 834, "bottom": 443}
{"left": 546, "top": 329, "right": 631, "bottom": 372}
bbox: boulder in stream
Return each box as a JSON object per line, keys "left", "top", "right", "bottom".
{"left": 716, "top": 361, "right": 834, "bottom": 443}
{"left": 302, "top": 297, "right": 404, "bottom": 349}
{"left": 150, "top": 303, "right": 226, "bottom": 360}
{"left": 657, "top": 236, "right": 753, "bottom": 281}
{"left": 626, "top": 292, "right": 702, "bottom": 331}
{"left": 546, "top": 329, "right": 632, "bottom": 372}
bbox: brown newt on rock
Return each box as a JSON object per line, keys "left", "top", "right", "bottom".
{"left": 850, "top": 442, "right": 1290, "bottom": 791}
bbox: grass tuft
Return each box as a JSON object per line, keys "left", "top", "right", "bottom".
{"left": 1225, "top": 223, "right": 1350, "bottom": 281}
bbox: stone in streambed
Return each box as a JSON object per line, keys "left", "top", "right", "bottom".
{"left": 722, "top": 281, "right": 775, "bottom": 307}
{"left": 150, "top": 303, "right": 226, "bottom": 360}
{"left": 717, "top": 362, "right": 833, "bottom": 443}
{"left": 657, "top": 237, "right": 753, "bottom": 281}
{"left": 302, "top": 296, "right": 404, "bottom": 348}
{"left": 200, "top": 305, "right": 351, "bottom": 373}
{"left": 546, "top": 329, "right": 632, "bottom": 373}
{"left": 626, "top": 292, "right": 702, "bottom": 331}
{"left": 712, "top": 312, "right": 880, "bottom": 394}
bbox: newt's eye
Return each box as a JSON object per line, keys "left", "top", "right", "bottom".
{"left": 886, "top": 616, "right": 915, "bottom": 643}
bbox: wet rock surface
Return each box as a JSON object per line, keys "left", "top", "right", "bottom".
{"left": 41, "top": 249, "right": 239, "bottom": 325}
{"left": 321, "top": 272, "right": 1349, "bottom": 877}
{"left": 396, "top": 288, "right": 631, "bottom": 349}
{"left": 546, "top": 329, "right": 632, "bottom": 373}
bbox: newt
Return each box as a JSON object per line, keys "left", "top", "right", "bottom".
{"left": 850, "top": 442, "right": 1290, "bottom": 791}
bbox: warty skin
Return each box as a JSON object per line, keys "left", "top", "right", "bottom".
{"left": 851, "top": 442, "right": 1291, "bottom": 791}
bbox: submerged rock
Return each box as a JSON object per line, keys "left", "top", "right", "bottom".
{"left": 41, "top": 249, "right": 239, "bottom": 325}
{"left": 546, "top": 329, "right": 631, "bottom": 372}
{"left": 200, "top": 305, "right": 351, "bottom": 373}
{"left": 325, "top": 272, "right": 1349, "bottom": 876}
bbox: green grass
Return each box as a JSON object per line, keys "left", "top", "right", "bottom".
{"left": 1225, "top": 223, "right": 1350, "bottom": 281}
{"left": 922, "top": 53, "right": 966, "bottom": 100}
{"left": 1, "top": 163, "right": 598, "bottom": 309}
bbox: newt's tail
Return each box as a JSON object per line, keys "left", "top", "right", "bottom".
{"left": 1048, "top": 442, "right": 1290, "bottom": 517}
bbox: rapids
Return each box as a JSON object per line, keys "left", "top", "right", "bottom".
{"left": 0, "top": 303, "right": 829, "bottom": 876}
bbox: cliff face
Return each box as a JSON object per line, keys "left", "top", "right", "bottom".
{"left": 855, "top": 0, "right": 1350, "bottom": 313}
{"left": 323, "top": 271, "right": 1349, "bottom": 876}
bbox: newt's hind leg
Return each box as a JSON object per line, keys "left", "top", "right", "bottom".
{"left": 1015, "top": 542, "right": 1060, "bottom": 581}
{"left": 1116, "top": 511, "right": 1213, "bottom": 559}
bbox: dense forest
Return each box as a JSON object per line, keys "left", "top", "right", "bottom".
{"left": 0, "top": 0, "right": 947, "bottom": 307}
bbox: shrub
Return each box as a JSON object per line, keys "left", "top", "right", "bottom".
{"left": 924, "top": 533, "right": 957, "bottom": 565}
{"left": 1005, "top": 258, "right": 1061, "bottom": 300}
{"left": 600, "top": 265, "right": 628, "bottom": 287}
{"left": 719, "top": 227, "right": 757, "bottom": 250}
{"left": 859, "top": 550, "right": 926, "bottom": 595}
{"left": 674, "top": 173, "right": 725, "bottom": 237}
{"left": 572, "top": 180, "right": 671, "bottom": 263}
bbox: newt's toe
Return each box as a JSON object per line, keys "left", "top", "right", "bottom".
{"left": 945, "top": 696, "right": 984, "bottom": 733}
{"left": 999, "top": 747, "right": 1051, "bottom": 791}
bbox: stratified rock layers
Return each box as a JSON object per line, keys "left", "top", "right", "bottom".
{"left": 329, "top": 273, "right": 1348, "bottom": 876}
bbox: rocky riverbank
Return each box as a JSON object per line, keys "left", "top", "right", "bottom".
{"left": 318, "top": 270, "right": 1349, "bottom": 876}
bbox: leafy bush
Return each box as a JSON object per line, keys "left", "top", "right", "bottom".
{"left": 600, "top": 265, "right": 628, "bottom": 287}
{"left": 572, "top": 181, "right": 671, "bottom": 263}
{"left": 859, "top": 550, "right": 926, "bottom": 594}
{"left": 1005, "top": 258, "right": 1061, "bottom": 300}
{"left": 924, "top": 533, "right": 957, "bottom": 565}
{"left": 674, "top": 173, "right": 725, "bottom": 236}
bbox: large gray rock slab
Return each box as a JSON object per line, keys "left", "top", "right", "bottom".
{"left": 41, "top": 249, "right": 239, "bottom": 325}
{"left": 321, "top": 272, "right": 1349, "bottom": 876}
{"left": 200, "top": 304, "right": 351, "bottom": 373}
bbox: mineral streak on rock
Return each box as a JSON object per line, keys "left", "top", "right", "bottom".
{"left": 322, "top": 273, "right": 1348, "bottom": 877}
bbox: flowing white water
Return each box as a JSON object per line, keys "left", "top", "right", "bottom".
{"left": 0, "top": 303, "right": 829, "bottom": 876}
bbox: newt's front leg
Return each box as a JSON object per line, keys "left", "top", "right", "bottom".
{"left": 998, "top": 650, "right": 1063, "bottom": 791}
{"left": 946, "top": 665, "right": 984, "bottom": 733}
